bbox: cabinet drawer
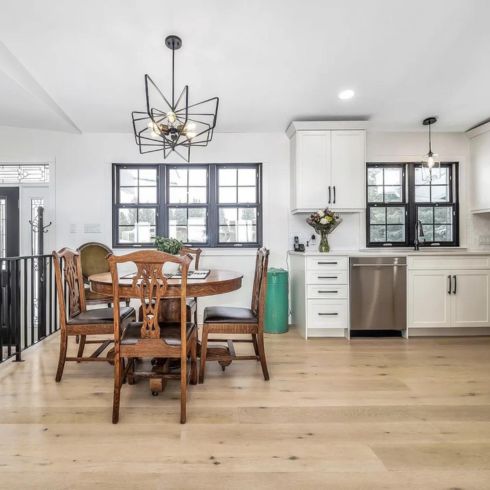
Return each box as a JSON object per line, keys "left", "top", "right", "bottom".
{"left": 307, "top": 300, "right": 348, "bottom": 329}
{"left": 408, "top": 255, "right": 490, "bottom": 270}
{"left": 306, "top": 270, "right": 348, "bottom": 285}
{"left": 307, "top": 284, "right": 348, "bottom": 299}
{"left": 306, "top": 256, "right": 348, "bottom": 271}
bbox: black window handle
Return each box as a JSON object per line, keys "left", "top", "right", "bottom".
{"left": 447, "top": 275, "right": 452, "bottom": 295}
{"left": 328, "top": 186, "right": 331, "bottom": 204}
{"left": 452, "top": 275, "right": 457, "bottom": 294}
{"left": 318, "top": 312, "right": 338, "bottom": 316}
{"left": 333, "top": 185, "right": 336, "bottom": 204}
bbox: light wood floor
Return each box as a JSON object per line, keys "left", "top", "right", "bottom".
{"left": 1, "top": 330, "right": 490, "bottom": 489}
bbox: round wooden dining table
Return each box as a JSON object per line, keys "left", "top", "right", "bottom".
{"left": 88, "top": 269, "right": 243, "bottom": 393}
{"left": 89, "top": 269, "right": 243, "bottom": 299}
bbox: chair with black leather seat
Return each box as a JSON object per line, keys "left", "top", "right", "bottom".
{"left": 108, "top": 250, "right": 198, "bottom": 424}
{"left": 199, "top": 247, "right": 270, "bottom": 383}
{"left": 53, "top": 248, "right": 135, "bottom": 382}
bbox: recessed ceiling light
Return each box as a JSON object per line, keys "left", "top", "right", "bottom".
{"left": 338, "top": 89, "right": 355, "bottom": 100}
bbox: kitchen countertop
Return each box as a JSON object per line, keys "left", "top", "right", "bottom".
{"left": 288, "top": 248, "right": 490, "bottom": 257}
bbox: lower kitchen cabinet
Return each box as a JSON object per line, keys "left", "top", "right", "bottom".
{"left": 408, "top": 260, "right": 490, "bottom": 331}
{"left": 451, "top": 270, "right": 490, "bottom": 327}
{"left": 289, "top": 253, "right": 349, "bottom": 338}
{"left": 408, "top": 270, "right": 452, "bottom": 328}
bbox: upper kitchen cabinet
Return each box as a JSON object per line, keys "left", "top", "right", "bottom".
{"left": 467, "top": 122, "right": 490, "bottom": 213}
{"left": 287, "top": 121, "right": 367, "bottom": 213}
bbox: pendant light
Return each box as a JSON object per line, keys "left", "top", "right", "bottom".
{"left": 131, "top": 35, "right": 219, "bottom": 162}
{"left": 421, "top": 116, "right": 440, "bottom": 182}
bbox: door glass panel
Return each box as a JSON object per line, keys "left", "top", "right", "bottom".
{"left": 0, "top": 198, "right": 6, "bottom": 258}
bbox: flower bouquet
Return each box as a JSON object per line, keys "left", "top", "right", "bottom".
{"left": 306, "top": 208, "right": 342, "bottom": 253}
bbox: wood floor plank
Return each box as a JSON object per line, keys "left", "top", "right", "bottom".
{"left": 1, "top": 330, "right": 490, "bottom": 488}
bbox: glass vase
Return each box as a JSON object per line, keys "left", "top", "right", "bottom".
{"left": 319, "top": 229, "right": 330, "bottom": 253}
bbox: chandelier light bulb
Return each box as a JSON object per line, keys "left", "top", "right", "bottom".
{"left": 427, "top": 155, "right": 435, "bottom": 168}
{"left": 167, "top": 112, "right": 177, "bottom": 124}
{"left": 186, "top": 131, "right": 196, "bottom": 139}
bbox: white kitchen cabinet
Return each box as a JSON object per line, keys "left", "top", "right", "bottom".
{"left": 408, "top": 270, "right": 452, "bottom": 328}
{"left": 467, "top": 122, "right": 490, "bottom": 213}
{"left": 287, "top": 121, "right": 366, "bottom": 213}
{"left": 289, "top": 252, "right": 349, "bottom": 338}
{"left": 407, "top": 256, "right": 490, "bottom": 331}
{"left": 292, "top": 131, "right": 331, "bottom": 211}
{"left": 451, "top": 270, "right": 490, "bottom": 327}
{"left": 330, "top": 130, "right": 366, "bottom": 210}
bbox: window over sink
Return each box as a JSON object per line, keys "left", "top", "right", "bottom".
{"left": 112, "top": 163, "right": 262, "bottom": 248}
{"left": 366, "top": 162, "right": 459, "bottom": 247}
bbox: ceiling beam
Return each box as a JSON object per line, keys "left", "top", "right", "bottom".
{"left": 0, "top": 40, "right": 81, "bottom": 133}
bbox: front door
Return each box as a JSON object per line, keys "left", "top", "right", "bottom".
{"left": 0, "top": 187, "right": 20, "bottom": 258}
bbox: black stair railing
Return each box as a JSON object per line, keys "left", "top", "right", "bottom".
{"left": 0, "top": 255, "right": 58, "bottom": 363}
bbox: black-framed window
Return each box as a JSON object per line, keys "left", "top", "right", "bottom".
{"left": 112, "top": 163, "right": 262, "bottom": 248}
{"left": 366, "top": 162, "right": 459, "bottom": 247}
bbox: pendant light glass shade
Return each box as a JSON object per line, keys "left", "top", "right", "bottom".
{"left": 420, "top": 117, "right": 440, "bottom": 182}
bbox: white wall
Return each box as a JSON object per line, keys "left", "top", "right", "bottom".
{"left": 0, "top": 127, "right": 289, "bottom": 316}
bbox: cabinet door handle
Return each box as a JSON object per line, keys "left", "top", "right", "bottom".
{"left": 318, "top": 312, "right": 338, "bottom": 316}
{"left": 333, "top": 185, "right": 336, "bottom": 204}
{"left": 452, "top": 275, "right": 457, "bottom": 294}
{"left": 318, "top": 261, "right": 338, "bottom": 265}
{"left": 447, "top": 275, "right": 452, "bottom": 294}
{"left": 318, "top": 276, "right": 338, "bottom": 279}
{"left": 318, "top": 290, "right": 338, "bottom": 294}
{"left": 328, "top": 186, "right": 331, "bottom": 204}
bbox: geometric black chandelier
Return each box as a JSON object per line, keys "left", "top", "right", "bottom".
{"left": 131, "top": 35, "right": 219, "bottom": 162}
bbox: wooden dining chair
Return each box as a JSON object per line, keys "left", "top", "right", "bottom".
{"left": 199, "top": 247, "right": 270, "bottom": 383}
{"left": 108, "top": 250, "right": 198, "bottom": 424}
{"left": 77, "top": 242, "right": 113, "bottom": 307}
{"left": 53, "top": 248, "right": 135, "bottom": 382}
{"left": 77, "top": 241, "right": 131, "bottom": 308}
{"left": 181, "top": 247, "right": 202, "bottom": 325}
{"left": 152, "top": 247, "right": 202, "bottom": 326}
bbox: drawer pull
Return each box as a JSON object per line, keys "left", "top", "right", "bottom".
{"left": 318, "top": 261, "right": 338, "bottom": 265}
{"left": 318, "top": 276, "right": 338, "bottom": 279}
{"left": 318, "top": 290, "right": 338, "bottom": 294}
{"left": 318, "top": 312, "right": 338, "bottom": 316}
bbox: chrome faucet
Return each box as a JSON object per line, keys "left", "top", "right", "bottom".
{"left": 414, "top": 220, "right": 425, "bottom": 251}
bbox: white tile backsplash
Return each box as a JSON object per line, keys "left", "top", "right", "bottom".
{"left": 288, "top": 212, "right": 362, "bottom": 252}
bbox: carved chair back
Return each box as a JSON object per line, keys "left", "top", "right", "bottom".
{"left": 180, "top": 247, "right": 202, "bottom": 270}
{"left": 108, "top": 250, "right": 191, "bottom": 345}
{"left": 251, "top": 247, "right": 270, "bottom": 328}
{"left": 53, "top": 248, "right": 87, "bottom": 325}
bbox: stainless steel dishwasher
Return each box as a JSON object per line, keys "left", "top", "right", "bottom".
{"left": 350, "top": 256, "right": 406, "bottom": 331}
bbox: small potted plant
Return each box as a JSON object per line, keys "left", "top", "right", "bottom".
{"left": 306, "top": 208, "right": 342, "bottom": 253}
{"left": 153, "top": 236, "right": 183, "bottom": 255}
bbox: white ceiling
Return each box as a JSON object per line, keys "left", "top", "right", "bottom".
{"left": 0, "top": 0, "right": 489, "bottom": 134}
